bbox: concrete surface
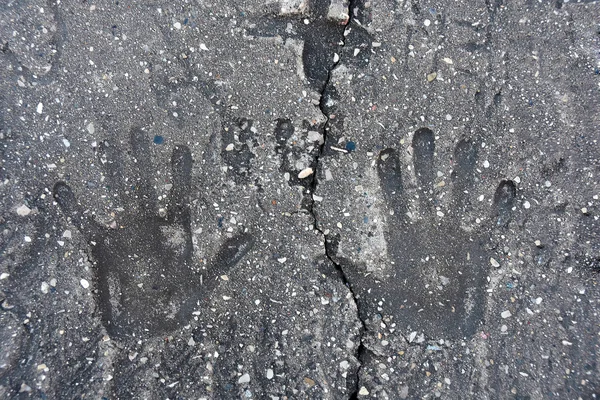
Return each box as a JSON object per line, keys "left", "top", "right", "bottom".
{"left": 0, "top": 0, "right": 599, "bottom": 398}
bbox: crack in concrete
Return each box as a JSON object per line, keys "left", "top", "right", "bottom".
{"left": 304, "top": 1, "right": 368, "bottom": 397}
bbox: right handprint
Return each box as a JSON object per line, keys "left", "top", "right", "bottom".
{"left": 370, "top": 128, "right": 516, "bottom": 339}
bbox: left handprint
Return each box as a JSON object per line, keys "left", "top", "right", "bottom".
{"left": 53, "top": 127, "right": 253, "bottom": 338}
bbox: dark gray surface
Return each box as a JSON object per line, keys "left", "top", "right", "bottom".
{"left": 1, "top": 0, "right": 599, "bottom": 398}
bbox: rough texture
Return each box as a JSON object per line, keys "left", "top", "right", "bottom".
{"left": 1, "top": 0, "right": 599, "bottom": 399}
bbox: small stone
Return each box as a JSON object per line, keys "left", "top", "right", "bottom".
{"left": 304, "top": 377, "right": 315, "bottom": 387}
{"left": 36, "top": 103, "right": 43, "bottom": 114}
{"left": 16, "top": 205, "right": 31, "bottom": 216}
{"left": 490, "top": 257, "right": 500, "bottom": 268}
{"left": 424, "top": 19, "right": 431, "bottom": 27}
{"left": 153, "top": 135, "right": 164, "bottom": 145}
{"left": 358, "top": 386, "right": 369, "bottom": 396}
{"left": 19, "top": 383, "right": 32, "bottom": 393}
{"left": 266, "top": 369, "right": 274, "bottom": 379}
{"left": 188, "top": 337, "right": 196, "bottom": 346}
{"left": 544, "top": 180, "right": 551, "bottom": 187}
{"left": 41, "top": 282, "right": 49, "bottom": 294}
{"left": 0, "top": 273, "right": 9, "bottom": 280}
{"left": 174, "top": 22, "right": 182, "bottom": 29}
{"left": 442, "top": 57, "right": 453, "bottom": 64}
{"left": 535, "top": 297, "right": 542, "bottom": 304}
{"left": 501, "top": 325, "right": 508, "bottom": 332}
{"left": 427, "top": 72, "right": 437, "bottom": 82}
{"left": 483, "top": 160, "right": 490, "bottom": 168}
{"left": 80, "top": 279, "right": 90, "bottom": 289}
{"left": 501, "top": 310, "right": 512, "bottom": 319}
{"left": 128, "top": 352, "right": 138, "bottom": 361}
{"left": 220, "top": 275, "right": 229, "bottom": 281}
{"left": 581, "top": 207, "right": 589, "bottom": 215}
{"left": 277, "top": 257, "right": 287, "bottom": 264}
{"left": 523, "top": 200, "right": 531, "bottom": 209}
{"left": 353, "top": 48, "right": 360, "bottom": 57}
{"left": 534, "top": 240, "right": 542, "bottom": 247}
{"left": 37, "top": 364, "right": 47, "bottom": 371}
{"left": 63, "top": 138, "right": 70, "bottom": 148}
{"left": 562, "top": 340, "right": 573, "bottom": 346}
{"left": 298, "top": 168, "right": 314, "bottom": 179}
{"left": 333, "top": 53, "right": 340, "bottom": 63}
{"left": 225, "top": 143, "right": 234, "bottom": 151}
{"left": 199, "top": 43, "right": 208, "bottom": 51}
{"left": 340, "top": 360, "right": 349, "bottom": 369}
{"left": 86, "top": 122, "right": 95, "bottom": 134}
{"left": 238, "top": 373, "right": 250, "bottom": 384}
{"left": 63, "top": 230, "right": 72, "bottom": 239}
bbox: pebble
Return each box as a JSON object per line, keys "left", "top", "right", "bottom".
{"left": 36, "top": 103, "right": 43, "bottom": 114}
{"left": 442, "top": 57, "right": 453, "bottom": 64}
{"left": 86, "top": 122, "right": 95, "bottom": 134}
{"left": 188, "top": 337, "right": 196, "bottom": 346}
{"left": 424, "top": 19, "right": 431, "bottom": 27}
{"left": 581, "top": 207, "right": 589, "bottom": 215}
{"left": 483, "top": 160, "right": 490, "bottom": 168}
{"left": 304, "top": 377, "right": 315, "bottom": 387}
{"left": 523, "top": 201, "right": 531, "bottom": 209}
{"left": 298, "top": 167, "right": 313, "bottom": 179}
{"left": 0, "top": 273, "right": 9, "bottom": 280}
{"left": 238, "top": 373, "right": 250, "bottom": 384}
{"left": 490, "top": 257, "right": 500, "bottom": 268}
{"left": 174, "top": 22, "right": 182, "bottom": 29}
{"left": 225, "top": 143, "right": 234, "bottom": 151}
{"left": 200, "top": 43, "right": 209, "bottom": 51}
{"left": 534, "top": 240, "right": 542, "bottom": 247}
{"left": 501, "top": 310, "right": 512, "bottom": 319}
{"left": 153, "top": 135, "right": 164, "bottom": 145}
{"left": 16, "top": 204, "right": 31, "bottom": 216}
{"left": 358, "top": 386, "right": 369, "bottom": 396}
{"left": 63, "top": 138, "right": 70, "bottom": 148}
{"left": 501, "top": 325, "right": 508, "bottom": 332}
{"left": 266, "top": 369, "right": 274, "bottom": 379}
{"left": 427, "top": 72, "right": 437, "bottom": 82}
{"left": 80, "top": 279, "right": 90, "bottom": 289}
{"left": 277, "top": 257, "right": 287, "bottom": 264}
{"left": 41, "top": 282, "right": 49, "bottom": 294}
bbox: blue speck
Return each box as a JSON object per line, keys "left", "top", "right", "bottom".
{"left": 183, "top": 18, "right": 189, "bottom": 25}
{"left": 217, "top": 216, "right": 224, "bottom": 228}
{"left": 345, "top": 141, "right": 356, "bottom": 152}
{"left": 506, "top": 282, "right": 514, "bottom": 289}
{"left": 427, "top": 345, "right": 441, "bottom": 351}
{"left": 153, "top": 135, "right": 164, "bottom": 145}
{"left": 363, "top": 216, "right": 369, "bottom": 223}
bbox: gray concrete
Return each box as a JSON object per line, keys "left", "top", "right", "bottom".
{"left": 1, "top": 0, "right": 599, "bottom": 398}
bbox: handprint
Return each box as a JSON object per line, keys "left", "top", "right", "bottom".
{"left": 53, "top": 128, "right": 253, "bottom": 338}
{"left": 355, "top": 129, "right": 516, "bottom": 339}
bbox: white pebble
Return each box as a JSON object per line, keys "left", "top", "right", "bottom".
{"left": 483, "top": 160, "right": 490, "bottom": 168}
{"left": 358, "top": 387, "right": 369, "bottom": 396}
{"left": 277, "top": 257, "right": 287, "bottom": 264}
{"left": 225, "top": 143, "right": 234, "bottom": 151}
{"left": 333, "top": 53, "right": 340, "bottom": 63}
{"left": 490, "top": 257, "right": 500, "bottom": 268}
{"left": 514, "top": 176, "right": 521, "bottom": 183}
{"left": 445, "top": 114, "right": 452, "bottom": 121}
{"left": 581, "top": 207, "right": 588, "bottom": 215}
{"left": 0, "top": 273, "right": 10, "bottom": 280}
{"left": 63, "top": 138, "right": 70, "bottom": 148}
{"left": 174, "top": 22, "right": 181, "bottom": 29}
{"left": 535, "top": 297, "right": 542, "bottom": 304}
{"left": 501, "top": 325, "right": 508, "bottom": 332}
{"left": 63, "top": 230, "right": 72, "bottom": 239}
{"left": 86, "top": 122, "right": 95, "bottom": 134}
{"left": 298, "top": 167, "right": 314, "bottom": 179}
{"left": 37, "top": 103, "right": 43, "bottom": 114}
{"left": 501, "top": 310, "right": 511, "bottom": 319}
{"left": 238, "top": 373, "right": 250, "bottom": 384}
{"left": 199, "top": 43, "right": 208, "bottom": 51}
{"left": 188, "top": 337, "right": 195, "bottom": 346}
{"left": 354, "top": 48, "right": 360, "bottom": 57}
{"left": 544, "top": 180, "right": 551, "bottom": 187}
{"left": 41, "top": 282, "right": 49, "bottom": 294}
{"left": 424, "top": 19, "right": 431, "bottom": 27}
{"left": 80, "top": 279, "right": 90, "bottom": 289}
{"left": 24, "top": 236, "right": 32, "bottom": 243}
{"left": 266, "top": 369, "right": 274, "bottom": 379}
{"left": 16, "top": 204, "right": 31, "bottom": 216}
{"left": 523, "top": 201, "right": 531, "bottom": 209}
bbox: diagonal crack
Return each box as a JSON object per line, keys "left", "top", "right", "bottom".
{"left": 304, "top": 1, "right": 368, "bottom": 398}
